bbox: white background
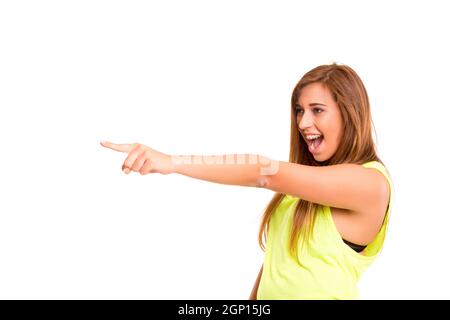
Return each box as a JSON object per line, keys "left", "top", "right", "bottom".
{"left": 1, "top": 0, "right": 449, "bottom": 299}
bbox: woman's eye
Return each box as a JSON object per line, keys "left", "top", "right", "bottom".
{"left": 295, "top": 108, "right": 322, "bottom": 114}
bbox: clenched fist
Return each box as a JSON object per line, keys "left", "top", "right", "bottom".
{"left": 100, "top": 141, "right": 175, "bottom": 175}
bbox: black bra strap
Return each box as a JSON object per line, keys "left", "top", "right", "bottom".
{"left": 342, "top": 238, "right": 367, "bottom": 253}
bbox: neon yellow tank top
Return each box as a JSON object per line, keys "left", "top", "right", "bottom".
{"left": 257, "top": 161, "right": 393, "bottom": 300}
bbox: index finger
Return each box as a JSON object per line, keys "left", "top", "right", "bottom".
{"left": 100, "top": 141, "right": 135, "bottom": 153}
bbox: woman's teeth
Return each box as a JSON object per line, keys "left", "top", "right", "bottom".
{"left": 306, "top": 134, "right": 322, "bottom": 141}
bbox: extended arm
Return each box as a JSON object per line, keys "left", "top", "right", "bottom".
{"left": 100, "top": 142, "right": 389, "bottom": 213}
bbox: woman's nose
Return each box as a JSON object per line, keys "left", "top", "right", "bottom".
{"left": 298, "top": 114, "right": 313, "bottom": 130}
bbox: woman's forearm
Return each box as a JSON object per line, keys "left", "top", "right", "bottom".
{"left": 171, "top": 154, "right": 277, "bottom": 188}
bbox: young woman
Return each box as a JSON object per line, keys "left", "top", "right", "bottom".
{"left": 100, "top": 63, "right": 393, "bottom": 300}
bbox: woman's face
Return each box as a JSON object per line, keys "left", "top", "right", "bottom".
{"left": 296, "top": 82, "right": 344, "bottom": 162}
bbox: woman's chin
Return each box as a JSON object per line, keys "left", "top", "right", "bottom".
{"left": 314, "top": 156, "right": 325, "bottom": 162}
{"left": 313, "top": 153, "right": 330, "bottom": 163}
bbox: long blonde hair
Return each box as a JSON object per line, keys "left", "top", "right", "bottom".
{"left": 257, "top": 63, "right": 382, "bottom": 261}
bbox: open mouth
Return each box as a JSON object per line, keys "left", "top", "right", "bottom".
{"left": 305, "top": 135, "right": 323, "bottom": 154}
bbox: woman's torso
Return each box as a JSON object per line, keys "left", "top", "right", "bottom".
{"left": 256, "top": 160, "right": 393, "bottom": 300}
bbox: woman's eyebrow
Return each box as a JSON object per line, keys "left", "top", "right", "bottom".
{"left": 296, "top": 102, "right": 327, "bottom": 108}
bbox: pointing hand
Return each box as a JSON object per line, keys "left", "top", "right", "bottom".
{"left": 100, "top": 141, "right": 174, "bottom": 175}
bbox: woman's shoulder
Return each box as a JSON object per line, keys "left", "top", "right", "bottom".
{"left": 360, "top": 160, "right": 393, "bottom": 218}
{"left": 360, "top": 161, "right": 392, "bottom": 186}
{"left": 361, "top": 160, "right": 385, "bottom": 169}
